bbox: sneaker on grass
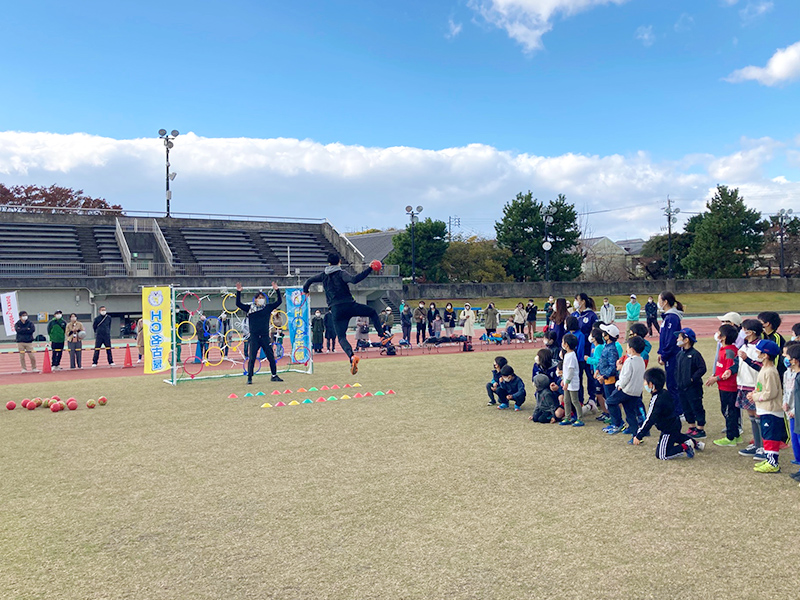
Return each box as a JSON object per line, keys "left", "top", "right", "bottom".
{"left": 689, "top": 429, "right": 707, "bottom": 439}
{"left": 606, "top": 425, "right": 625, "bottom": 435}
{"left": 572, "top": 420, "right": 584, "bottom": 427}
{"left": 754, "top": 461, "right": 780, "bottom": 473}
{"left": 714, "top": 437, "right": 738, "bottom": 447}
{"left": 752, "top": 449, "right": 767, "bottom": 461}
{"left": 694, "top": 441, "right": 705, "bottom": 452}
{"left": 558, "top": 418, "right": 573, "bottom": 426}
{"left": 684, "top": 444, "right": 695, "bottom": 459}
{"left": 739, "top": 444, "right": 757, "bottom": 457}
{"left": 497, "top": 403, "right": 509, "bottom": 410}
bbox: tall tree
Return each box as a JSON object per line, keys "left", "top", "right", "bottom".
{"left": 682, "top": 185, "right": 766, "bottom": 278}
{"left": 441, "top": 236, "right": 512, "bottom": 282}
{"left": 494, "top": 192, "right": 581, "bottom": 281}
{"left": 759, "top": 214, "right": 800, "bottom": 277}
{"left": 0, "top": 184, "right": 123, "bottom": 214}
{"left": 386, "top": 218, "right": 449, "bottom": 283}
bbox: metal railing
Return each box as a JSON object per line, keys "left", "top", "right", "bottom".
{"left": 151, "top": 219, "right": 174, "bottom": 268}
{"left": 0, "top": 263, "right": 129, "bottom": 277}
{"left": 114, "top": 218, "right": 132, "bottom": 271}
{"left": 117, "top": 217, "right": 156, "bottom": 233}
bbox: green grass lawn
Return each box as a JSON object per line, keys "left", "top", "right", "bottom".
{"left": 408, "top": 291, "right": 800, "bottom": 315}
{"left": 2, "top": 346, "right": 798, "bottom": 599}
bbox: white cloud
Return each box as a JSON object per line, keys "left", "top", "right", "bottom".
{"left": 739, "top": 1, "right": 773, "bottom": 24}
{"left": 674, "top": 13, "right": 694, "bottom": 33}
{"left": 469, "top": 0, "right": 630, "bottom": 53}
{"left": 725, "top": 40, "right": 800, "bottom": 86}
{"left": 446, "top": 18, "right": 463, "bottom": 39}
{"left": 635, "top": 25, "right": 655, "bottom": 47}
{"left": 0, "top": 132, "right": 797, "bottom": 240}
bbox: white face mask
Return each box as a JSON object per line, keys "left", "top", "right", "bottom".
{"left": 534, "top": 355, "right": 540, "bottom": 364}
{"left": 604, "top": 301, "right": 608, "bottom": 305}
{"left": 21, "top": 315, "right": 28, "bottom": 321}
{"left": 256, "top": 298, "right": 266, "bottom": 306}
{"left": 573, "top": 300, "right": 580, "bottom": 310}
{"left": 55, "top": 313, "right": 62, "bottom": 319}
{"left": 315, "top": 312, "right": 321, "bottom": 317}
{"left": 100, "top": 310, "right": 106, "bottom": 316}
{"left": 71, "top": 316, "right": 77, "bottom": 321}
{"left": 646, "top": 385, "right": 655, "bottom": 394}
{"left": 714, "top": 332, "right": 721, "bottom": 343}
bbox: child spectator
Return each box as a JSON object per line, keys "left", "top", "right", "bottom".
{"left": 311, "top": 310, "right": 325, "bottom": 353}
{"left": 709, "top": 324, "right": 742, "bottom": 447}
{"left": 749, "top": 340, "right": 784, "bottom": 473}
{"left": 792, "top": 323, "right": 800, "bottom": 342}
{"left": 644, "top": 296, "right": 660, "bottom": 336}
{"left": 782, "top": 341, "right": 800, "bottom": 477}
{"left": 426, "top": 303, "right": 440, "bottom": 337}
{"left": 628, "top": 323, "right": 651, "bottom": 365}
{"left": 603, "top": 335, "right": 646, "bottom": 436}
{"left": 532, "top": 347, "right": 559, "bottom": 385}
{"left": 432, "top": 313, "right": 443, "bottom": 338}
{"left": 504, "top": 319, "right": 524, "bottom": 343}
{"left": 486, "top": 356, "right": 508, "bottom": 406}
{"left": 587, "top": 328, "right": 611, "bottom": 422}
{"left": 559, "top": 333, "right": 584, "bottom": 427}
{"left": 595, "top": 324, "right": 620, "bottom": 400}
{"left": 632, "top": 368, "right": 702, "bottom": 459}
{"left": 530, "top": 374, "right": 564, "bottom": 423}
{"left": 566, "top": 316, "right": 589, "bottom": 403}
{"left": 543, "top": 330, "right": 560, "bottom": 364}
{"left": 758, "top": 311, "right": 786, "bottom": 378}
{"left": 497, "top": 364, "right": 526, "bottom": 411}
{"left": 736, "top": 319, "right": 765, "bottom": 460}
{"left": 674, "top": 328, "right": 707, "bottom": 439}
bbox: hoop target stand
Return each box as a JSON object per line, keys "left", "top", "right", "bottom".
{"left": 164, "top": 285, "right": 312, "bottom": 385}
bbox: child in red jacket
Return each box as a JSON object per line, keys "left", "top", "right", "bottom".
{"left": 709, "top": 324, "right": 741, "bottom": 447}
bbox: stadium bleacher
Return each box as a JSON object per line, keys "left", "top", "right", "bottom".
{"left": 260, "top": 230, "right": 341, "bottom": 276}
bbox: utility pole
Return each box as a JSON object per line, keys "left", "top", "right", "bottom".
{"left": 447, "top": 216, "right": 461, "bottom": 242}
{"left": 663, "top": 196, "right": 680, "bottom": 280}
{"left": 778, "top": 208, "right": 794, "bottom": 278}
{"left": 542, "top": 206, "right": 556, "bottom": 282}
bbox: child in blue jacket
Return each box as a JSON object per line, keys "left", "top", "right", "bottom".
{"left": 486, "top": 356, "right": 508, "bottom": 406}
{"left": 595, "top": 324, "right": 621, "bottom": 399}
{"left": 497, "top": 365, "right": 526, "bottom": 411}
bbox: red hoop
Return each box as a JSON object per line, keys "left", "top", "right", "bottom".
{"left": 181, "top": 292, "right": 202, "bottom": 315}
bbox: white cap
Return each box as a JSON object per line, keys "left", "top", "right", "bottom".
{"left": 600, "top": 323, "right": 620, "bottom": 338}
{"left": 630, "top": 294, "right": 637, "bottom": 299}
{"left": 717, "top": 311, "right": 742, "bottom": 326}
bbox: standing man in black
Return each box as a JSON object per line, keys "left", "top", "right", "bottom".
{"left": 236, "top": 281, "right": 283, "bottom": 384}
{"left": 303, "top": 254, "right": 388, "bottom": 375}
{"left": 92, "top": 306, "right": 115, "bottom": 367}
{"left": 323, "top": 309, "right": 337, "bottom": 353}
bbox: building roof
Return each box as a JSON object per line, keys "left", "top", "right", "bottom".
{"left": 345, "top": 230, "right": 399, "bottom": 262}
{"left": 614, "top": 238, "right": 646, "bottom": 255}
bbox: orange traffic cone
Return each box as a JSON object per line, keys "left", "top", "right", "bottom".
{"left": 42, "top": 347, "right": 52, "bottom": 374}
{"left": 123, "top": 344, "right": 133, "bottom": 368}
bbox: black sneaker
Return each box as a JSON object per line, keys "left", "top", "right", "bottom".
{"left": 790, "top": 471, "right": 800, "bottom": 481}
{"left": 487, "top": 401, "right": 496, "bottom": 406}
{"left": 689, "top": 429, "right": 707, "bottom": 439}
{"left": 246, "top": 377, "right": 253, "bottom": 385}
{"left": 271, "top": 375, "right": 283, "bottom": 382}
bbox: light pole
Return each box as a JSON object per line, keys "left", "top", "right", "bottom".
{"left": 778, "top": 208, "right": 794, "bottom": 278}
{"left": 405, "top": 205, "right": 423, "bottom": 283}
{"left": 663, "top": 196, "right": 680, "bottom": 280}
{"left": 158, "top": 129, "right": 179, "bottom": 217}
{"left": 542, "top": 205, "right": 556, "bottom": 282}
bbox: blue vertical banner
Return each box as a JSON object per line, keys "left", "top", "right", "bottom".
{"left": 286, "top": 287, "right": 311, "bottom": 365}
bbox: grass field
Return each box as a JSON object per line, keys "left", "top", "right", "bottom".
{"left": 407, "top": 291, "right": 800, "bottom": 315}
{"left": 2, "top": 339, "right": 799, "bottom": 599}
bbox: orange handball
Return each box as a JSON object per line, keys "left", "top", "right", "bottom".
{"left": 370, "top": 260, "right": 382, "bottom": 272}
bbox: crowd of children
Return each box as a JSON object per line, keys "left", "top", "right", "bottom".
{"left": 484, "top": 292, "right": 800, "bottom": 482}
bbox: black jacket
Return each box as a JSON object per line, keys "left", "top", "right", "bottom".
{"left": 15, "top": 319, "right": 36, "bottom": 343}
{"left": 323, "top": 311, "right": 336, "bottom": 338}
{"left": 93, "top": 314, "right": 112, "bottom": 337}
{"left": 636, "top": 390, "right": 682, "bottom": 440}
{"left": 644, "top": 301, "right": 658, "bottom": 319}
{"left": 675, "top": 346, "right": 706, "bottom": 391}
{"left": 303, "top": 265, "right": 371, "bottom": 308}
{"left": 236, "top": 290, "right": 282, "bottom": 338}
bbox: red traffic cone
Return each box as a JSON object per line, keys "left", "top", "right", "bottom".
{"left": 42, "top": 347, "right": 52, "bottom": 374}
{"left": 123, "top": 344, "right": 133, "bottom": 368}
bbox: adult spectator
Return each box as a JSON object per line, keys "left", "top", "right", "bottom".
{"left": 324, "top": 310, "right": 337, "bottom": 352}
{"left": 426, "top": 303, "right": 440, "bottom": 337}
{"left": 599, "top": 297, "right": 615, "bottom": 326}
{"left": 311, "top": 310, "right": 325, "bottom": 353}
{"left": 656, "top": 291, "right": 684, "bottom": 416}
{"left": 355, "top": 316, "right": 370, "bottom": 348}
{"left": 15, "top": 310, "right": 37, "bottom": 373}
{"left": 484, "top": 302, "right": 499, "bottom": 337}
{"left": 644, "top": 295, "right": 660, "bottom": 336}
{"left": 47, "top": 309, "right": 67, "bottom": 370}
{"left": 92, "top": 306, "right": 115, "bottom": 367}
{"left": 574, "top": 293, "right": 599, "bottom": 404}
{"left": 525, "top": 299, "right": 539, "bottom": 341}
{"left": 550, "top": 298, "right": 569, "bottom": 355}
{"left": 625, "top": 294, "right": 641, "bottom": 340}
{"left": 443, "top": 303, "right": 457, "bottom": 337}
{"left": 513, "top": 302, "right": 527, "bottom": 339}
{"left": 400, "top": 304, "right": 412, "bottom": 344}
{"left": 413, "top": 301, "right": 427, "bottom": 345}
{"left": 66, "top": 312, "right": 85, "bottom": 369}
{"left": 460, "top": 302, "right": 476, "bottom": 347}
{"left": 544, "top": 295, "right": 554, "bottom": 330}
{"left": 380, "top": 307, "right": 394, "bottom": 334}
{"left": 136, "top": 317, "right": 145, "bottom": 363}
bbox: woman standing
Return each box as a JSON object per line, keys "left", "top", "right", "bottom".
{"left": 525, "top": 299, "right": 538, "bottom": 342}
{"left": 443, "top": 303, "right": 457, "bottom": 337}
{"left": 483, "top": 302, "right": 499, "bottom": 337}
{"left": 400, "top": 304, "right": 413, "bottom": 344}
{"left": 574, "top": 293, "right": 599, "bottom": 404}
{"left": 544, "top": 295, "right": 554, "bottom": 331}
{"left": 657, "top": 290, "right": 684, "bottom": 416}
{"left": 65, "top": 313, "right": 85, "bottom": 369}
{"left": 513, "top": 302, "right": 527, "bottom": 339}
{"left": 311, "top": 309, "right": 325, "bottom": 353}
{"left": 426, "top": 303, "right": 440, "bottom": 337}
{"left": 550, "top": 298, "right": 569, "bottom": 362}
{"left": 413, "top": 301, "right": 427, "bottom": 345}
{"left": 460, "top": 302, "right": 476, "bottom": 350}
{"left": 135, "top": 317, "right": 145, "bottom": 363}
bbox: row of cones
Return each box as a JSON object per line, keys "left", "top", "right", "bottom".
{"left": 261, "top": 390, "right": 396, "bottom": 407}
{"left": 227, "top": 383, "right": 364, "bottom": 399}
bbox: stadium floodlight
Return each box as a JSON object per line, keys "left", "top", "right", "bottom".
{"left": 171, "top": 130, "right": 180, "bottom": 137}
{"left": 158, "top": 129, "right": 180, "bottom": 217}
{"left": 416, "top": 205, "right": 423, "bottom": 213}
{"left": 405, "top": 205, "right": 413, "bottom": 213}
{"left": 158, "top": 129, "right": 167, "bottom": 136}
{"left": 169, "top": 172, "right": 177, "bottom": 181}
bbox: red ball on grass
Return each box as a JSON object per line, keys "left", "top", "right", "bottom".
{"left": 98, "top": 396, "right": 108, "bottom": 406}
{"left": 86, "top": 400, "right": 96, "bottom": 409}
{"left": 50, "top": 403, "right": 60, "bottom": 413}
{"left": 6, "top": 401, "right": 16, "bottom": 410}
{"left": 21, "top": 399, "right": 30, "bottom": 409}
{"left": 27, "top": 402, "right": 36, "bottom": 411}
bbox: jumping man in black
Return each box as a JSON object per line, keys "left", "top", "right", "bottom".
{"left": 236, "top": 281, "right": 284, "bottom": 384}
{"left": 303, "top": 254, "right": 388, "bottom": 374}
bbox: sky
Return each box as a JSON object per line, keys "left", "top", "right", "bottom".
{"left": 1, "top": 0, "right": 799, "bottom": 241}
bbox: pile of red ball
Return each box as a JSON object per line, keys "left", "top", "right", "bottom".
{"left": 6, "top": 395, "right": 108, "bottom": 412}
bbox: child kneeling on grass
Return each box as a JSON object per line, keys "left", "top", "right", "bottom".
{"left": 486, "top": 356, "right": 508, "bottom": 406}
{"left": 632, "top": 368, "right": 703, "bottom": 459}
{"left": 497, "top": 365, "right": 526, "bottom": 411}
{"left": 603, "top": 335, "right": 646, "bottom": 436}
{"left": 748, "top": 339, "right": 785, "bottom": 473}
{"left": 530, "top": 374, "right": 564, "bottom": 423}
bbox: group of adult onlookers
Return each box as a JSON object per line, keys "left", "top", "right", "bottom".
{"left": 13, "top": 306, "right": 116, "bottom": 372}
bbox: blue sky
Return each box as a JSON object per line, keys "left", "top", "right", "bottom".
{"left": 1, "top": 0, "right": 798, "bottom": 240}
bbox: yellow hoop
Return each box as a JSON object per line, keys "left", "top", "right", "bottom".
{"left": 177, "top": 320, "right": 197, "bottom": 342}
{"left": 204, "top": 346, "right": 225, "bottom": 366}
{"left": 224, "top": 328, "right": 242, "bottom": 351}
{"left": 222, "top": 293, "right": 240, "bottom": 315}
{"left": 271, "top": 310, "right": 288, "bottom": 330}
